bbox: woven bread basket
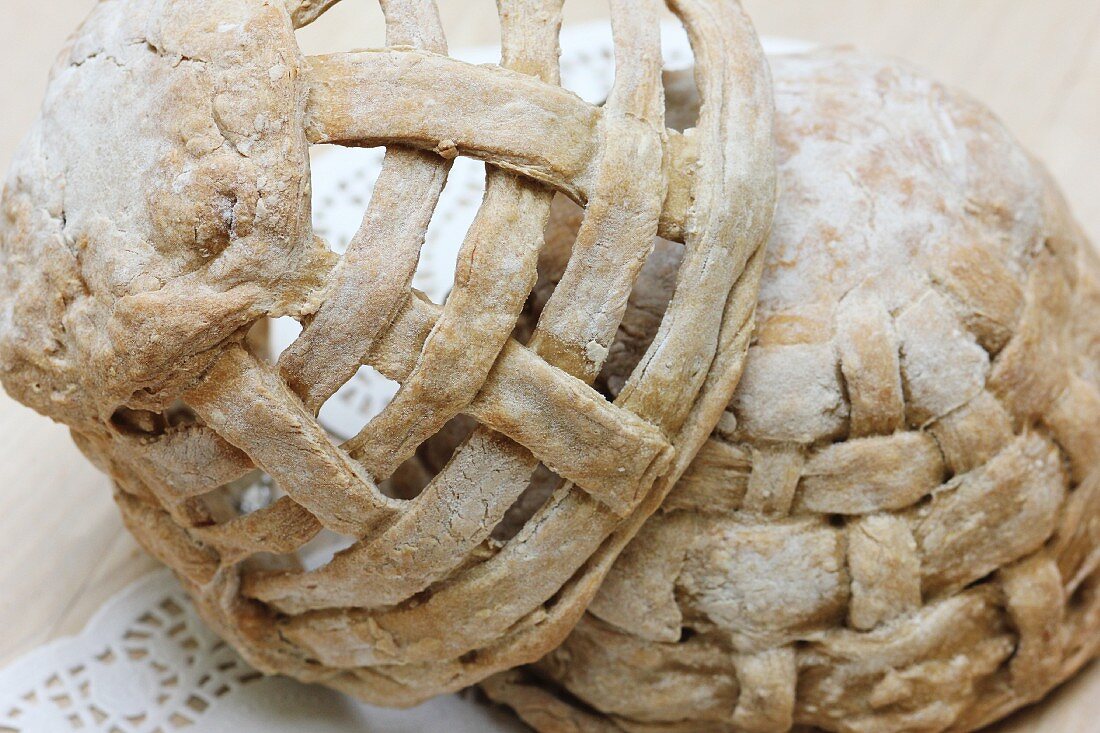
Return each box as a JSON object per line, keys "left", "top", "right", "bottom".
{"left": 482, "top": 54, "right": 1100, "bottom": 733}
{"left": 0, "top": 0, "right": 778, "bottom": 705}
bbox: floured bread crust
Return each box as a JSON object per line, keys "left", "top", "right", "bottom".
{"left": 484, "top": 51, "right": 1100, "bottom": 733}
{"left": 0, "top": 0, "right": 777, "bottom": 705}
{"left": 0, "top": 0, "right": 327, "bottom": 423}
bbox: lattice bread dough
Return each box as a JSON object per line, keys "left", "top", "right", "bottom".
{"left": 483, "top": 52, "right": 1100, "bottom": 733}
{"left": 0, "top": 0, "right": 777, "bottom": 705}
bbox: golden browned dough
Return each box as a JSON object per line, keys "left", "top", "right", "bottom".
{"left": 483, "top": 52, "right": 1100, "bottom": 733}
{"left": 0, "top": 0, "right": 776, "bottom": 705}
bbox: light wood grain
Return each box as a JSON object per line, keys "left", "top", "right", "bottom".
{"left": 0, "top": 1, "right": 1096, "bottom": 730}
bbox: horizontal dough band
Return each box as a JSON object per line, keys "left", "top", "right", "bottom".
{"left": 301, "top": 48, "right": 695, "bottom": 242}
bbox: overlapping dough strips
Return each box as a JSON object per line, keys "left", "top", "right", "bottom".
{"left": 255, "top": 0, "right": 673, "bottom": 664}
{"left": 111, "top": 0, "right": 775, "bottom": 704}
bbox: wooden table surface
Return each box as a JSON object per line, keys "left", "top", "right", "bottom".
{"left": 1, "top": 2, "right": 1097, "bottom": 730}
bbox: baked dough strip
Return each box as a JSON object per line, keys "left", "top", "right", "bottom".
{"left": 300, "top": 48, "right": 698, "bottom": 243}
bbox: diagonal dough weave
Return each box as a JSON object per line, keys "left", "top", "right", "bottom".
{"left": 483, "top": 55, "right": 1100, "bottom": 733}
{"left": 0, "top": 0, "right": 776, "bottom": 704}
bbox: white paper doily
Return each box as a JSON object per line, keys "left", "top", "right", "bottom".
{"left": 0, "top": 24, "right": 811, "bottom": 733}
{"left": 0, "top": 570, "right": 526, "bottom": 733}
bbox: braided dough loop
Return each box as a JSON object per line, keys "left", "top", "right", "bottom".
{"left": 0, "top": 0, "right": 776, "bottom": 704}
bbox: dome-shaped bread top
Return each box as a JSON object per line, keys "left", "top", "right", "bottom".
{"left": 0, "top": 0, "right": 324, "bottom": 423}
{"left": 486, "top": 48, "right": 1100, "bottom": 733}
{"left": 0, "top": 0, "right": 780, "bottom": 705}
